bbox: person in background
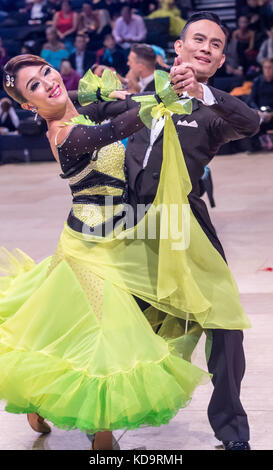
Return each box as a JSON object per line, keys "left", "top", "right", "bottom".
{"left": 0, "top": 97, "right": 19, "bottom": 133}
{"left": 248, "top": 57, "right": 273, "bottom": 149}
{"left": 60, "top": 58, "right": 81, "bottom": 90}
{"left": 238, "top": 0, "right": 262, "bottom": 33}
{"left": 113, "top": 4, "right": 147, "bottom": 57}
{"left": 97, "top": 33, "right": 128, "bottom": 75}
{"left": 52, "top": 0, "right": 79, "bottom": 45}
{"left": 257, "top": 24, "right": 273, "bottom": 64}
{"left": 46, "top": 0, "right": 62, "bottom": 18}
{"left": 69, "top": 33, "right": 96, "bottom": 76}
{"left": 41, "top": 26, "right": 69, "bottom": 70}
{"left": 92, "top": 0, "right": 121, "bottom": 19}
{"left": 78, "top": 1, "right": 100, "bottom": 35}
{"left": 147, "top": 0, "right": 186, "bottom": 38}
{"left": 28, "top": 0, "right": 49, "bottom": 25}
{"left": 232, "top": 15, "right": 256, "bottom": 73}
{"left": 78, "top": 1, "right": 111, "bottom": 50}
{"left": 0, "top": 36, "right": 9, "bottom": 67}
{"left": 126, "top": 43, "right": 156, "bottom": 92}
{"left": 213, "top": 27, "right": 244, "bottom": 92}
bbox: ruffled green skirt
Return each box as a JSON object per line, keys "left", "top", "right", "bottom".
{"left": 0, "top": 247, "right": 210, "bottom": 433}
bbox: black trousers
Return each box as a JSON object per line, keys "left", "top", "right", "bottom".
{"left": 134, "top": 297, "right": 250, "bottom": 442}
{"left": 206, "top": 329, "right": 250, "bottom": 442}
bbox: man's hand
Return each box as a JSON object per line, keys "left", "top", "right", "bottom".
{"left": 170, "top": 56, "right": 204, "bottom": 100}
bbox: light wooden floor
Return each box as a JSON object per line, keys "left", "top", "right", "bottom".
{"left": 0, "top": 151, "right": 272, "bottom": 450}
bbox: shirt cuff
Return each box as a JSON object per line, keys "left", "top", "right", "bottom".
{"left": 199, "top": 83, "right": 217, "bottom": 105}
{"left": 181, "top": 84, "right": 217, "bottom": 105}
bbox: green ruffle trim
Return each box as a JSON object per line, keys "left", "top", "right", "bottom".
{"left": 0, "top": 345, "right": 210, "bottom": 433}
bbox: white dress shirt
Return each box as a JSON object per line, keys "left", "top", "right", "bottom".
{"left": 138, "top": 73, "right": 154, "bottom": 92}
{"left": 113, "top": 14, "right": 147, "bottom": 50}
{"left": 142, "top": 83, "right": 217, "bottom": 168}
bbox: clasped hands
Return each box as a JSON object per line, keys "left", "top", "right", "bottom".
{"left": 170, "top": 56, "right": 204, "bottom": 100}
{"left": 109, "top": 56, "right": 204, "bottom": 101}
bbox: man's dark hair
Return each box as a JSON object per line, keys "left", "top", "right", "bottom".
{"left": 131, "top": 43, "right": 156, "bottom": 69}
{"left": 180, "top": 11, "right": 228, "bottom": 51}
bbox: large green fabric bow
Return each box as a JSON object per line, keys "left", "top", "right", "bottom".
{"left": 132, "top": 70, "right": 192, "bottom": 129}
{"left": 78, "top": 68, "right": 122, "bottom": 106}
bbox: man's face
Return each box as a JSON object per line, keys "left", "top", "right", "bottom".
{"left": 122, "top": 7, "right": 131, "bottom": 23}
{"left": 75, "top": 36, "right": 86, "bottom": 52}
{"left": 127, "top": 51, "right": 141, "bottom": 78}
{"left": 263, "top": 61, "right": 273, "bottom": 82}
{"left": 174, "top": 19, "right": 226, "bottom": 82}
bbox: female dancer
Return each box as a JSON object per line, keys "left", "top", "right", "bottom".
{"left": 0, "top": 55, "right": 250, "bottom": 450}
{"left": 0, "top": 54, "right": 211, "bottom": 450}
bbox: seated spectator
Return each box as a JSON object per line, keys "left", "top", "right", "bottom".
{"left": 21, "top": 44, "right": 36, "bottom": 55}
{"left": 0, "top": 37, "right": 9, "bottom": 67}
{"left": 147, "top": 0, "right": 186, "bottom": 38}
{"left": 232, "top": 15, "right": 256, "bottom": 73}
{"left": 60, "top": 58, "right": 81, "bottom": 90}
{"left": 213, "top": 28, "right": 244, "bottom": 92}
{"left": 46, "top": 0, "right": 62, "bottom": 18}
{"left": 78, "top": 1, "right": 111, "bottom": 50}
{"left": 249, "top": 58, "right": 273, "bottom": 149}
{"left": 41, "top": 26, "right": 69, "bottom": 70}
{"left": 238, "top": 0, "right": 262, "bottom": 33}
{"left": 69, "top": 33, "right": 96, "bottom": 76}
{"left": 113, "top": 4, "right": 147, "bottom": 56}
{"left": 78, "top": 1, "right": 100, "bottom": 34}
{"left": 97, "top": 33, "right": 128, "bottom": 75}
{"left": 92, "top": 0, "right": 122, "bottom": 19}
{"left": 260, "top": 0, "right": 273, "bottom": 31}
{"left": 52, "top": 0, "right": 79, "bottom": 44}
{"left": 127, "top": 43, "right": 156, "bottom": 92}
{"left": 257, "top": 24, "right": 273, "bottom": 64}
{"left": 28, "top": 0, "right": 49, "bottom": 25}
{"left": 0, "top": 98, "right": 19, "bottom": 133}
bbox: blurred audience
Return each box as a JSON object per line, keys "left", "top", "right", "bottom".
{"left": 232, "top": 15, "right": 256, "bottom": 73}
{"left": 257, "top": 24, "right": 273, "bottom": 64}
{"left": 78, "top": 1, "right": 111, "bottom": 50}
{"left": 249, "top": 57, "right": 273, "bottom": 149}
{"left": 0, "top": 36, "right": 8, "bottom": 67}
{"left": 41, "top": 26, "right": 69, "bottom": 70}
{"left": 69, "top": 33, "right": 96, "bottom": 76}
{"left": 52, "top": 0, "right": 79, "bottom": 47}
{"left": 0, "top": 97, "right": 19, "bottom": 133}
{"left": 60, "top": 58, "right": 81, "bottom": 90}
{"left": 97, "top": 33, "right": 128, "bottom": 75}
{"left": 113, "top": 4, "right": 147, "bottom": 55}
{"left": 148, "top": 0, "right": 186, "bottom": 38}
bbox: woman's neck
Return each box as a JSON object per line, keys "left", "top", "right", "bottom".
{"left": 46, "top": 98, "right": 79, "bottom": 131}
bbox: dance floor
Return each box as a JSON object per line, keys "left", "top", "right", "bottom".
{"left": 0, "top": 151, "right": 272, "bottom": 450}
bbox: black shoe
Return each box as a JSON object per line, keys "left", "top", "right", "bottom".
{"left": 223, "top": 441, "right": 251, "bottom": 450}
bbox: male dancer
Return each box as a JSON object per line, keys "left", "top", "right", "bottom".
{"left": 125, "top": 11, "right": 259, "bottom": 450}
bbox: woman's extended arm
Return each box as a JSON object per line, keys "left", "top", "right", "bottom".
{"left": 57, "top": 105, "right": 143, "bottom": 161}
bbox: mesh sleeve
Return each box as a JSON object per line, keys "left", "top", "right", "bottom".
{"left": 58, "top": 105, "right": 143, "bottom": 160}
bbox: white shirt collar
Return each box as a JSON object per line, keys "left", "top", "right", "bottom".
{"left": 138, "top": 73, "right": 154, "bottom": 92}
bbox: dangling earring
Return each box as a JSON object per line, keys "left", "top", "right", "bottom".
{"left": 32, "top": 107, "right": 38, "bottom": 121}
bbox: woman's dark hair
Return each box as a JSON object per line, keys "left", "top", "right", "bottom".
{"left": 180, "top": 11, "right": 228, "bottom": 51}
{"left": 3, "top": 54, "right": 50, "bottom": 104}
{"left": 62, "top": 0, "right": 72, "bottom": 8}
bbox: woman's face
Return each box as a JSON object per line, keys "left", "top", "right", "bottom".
{"left": 62, "top": 1, "right": 71, "bottom": 14}
{"left": 17, "top": 64, "right": 68, "bottom": 118}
